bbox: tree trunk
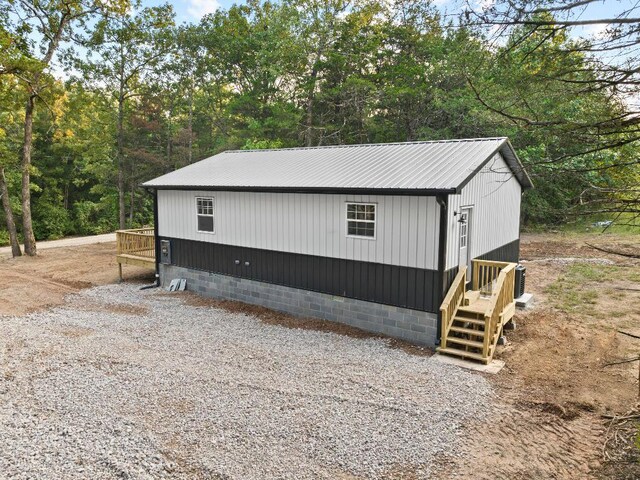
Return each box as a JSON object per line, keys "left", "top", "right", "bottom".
{"left": 117, "top": 90, "right": 126, "bottom": 230}
{"left": 304, "top": 66, "right": 319, "bottom": 147}
{"left": 128, "top": 171, "right": 135, "bottom": 227}
{"left": 166, "top": 100, "right": 173, "bottom": 168}
{"left": 16, "top": 12, "right": 70, "bottom": 256}
{"left": 21, "top": 95, "right": 37, "bottom": 256}
{"left": 188, "top": 76, "right": 194, "bottom": 164}
{"left": 0, "top": 168, "right": 22, "bottom": 257}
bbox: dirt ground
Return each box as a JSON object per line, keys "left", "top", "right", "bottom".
{"left": 1, "top": 232, "right": 639, "bottom": 478}
{"left": 0, "top": 243, "right": 154, "bottom": 316}
{"left": 442, "top": 232, "right": 640, "bottom": 480}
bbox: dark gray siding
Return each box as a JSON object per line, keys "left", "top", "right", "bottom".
{"left": 476, "top": 238, "right": 520, "bottom": 264}
{"left": 442, "top": 238, "right": 521, "bottom": 294}
{"left": 162, "top": 237, "right": 441, "bottom": 313}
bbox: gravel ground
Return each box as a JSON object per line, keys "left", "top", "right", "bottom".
{"left": 0, "top": 284, "right": 493, "bottom": 479}
{"left": 522, "top": 257, "right": 615, "bottom": 266}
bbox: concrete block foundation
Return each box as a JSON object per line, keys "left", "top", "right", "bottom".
{"left": 160, "top": 264, "right": 438, "bottom": 346}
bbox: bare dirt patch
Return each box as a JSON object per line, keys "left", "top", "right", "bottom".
{"left": 58, "top": 326, "right": 96, "bottom": 338}
{"left": 520, "top": 232, "right": 640, "bottom": 265}
{"left": 445, "top": 232, "right": 640, "bottom": 479}
{"left": 0, "top": 242, "right": 154, "bottom": 316}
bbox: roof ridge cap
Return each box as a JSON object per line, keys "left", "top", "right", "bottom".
{"left": 224, "top": 137, "right": 508, "bottom": 154}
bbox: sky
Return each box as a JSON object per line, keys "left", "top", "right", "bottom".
{"left": 38, "top": 0, "right": 639, "bottom": 86}
{"left": 140, "top": 0, "right": 638, "bottom": 29}
{"left": 148, "top": 0, "right": 637, "bottom": 106}
{"left": 141, "top": 0, "right": 234, "bottom": 23}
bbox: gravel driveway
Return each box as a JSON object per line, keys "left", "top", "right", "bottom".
{"left": 0, "top": 284, "right": 492, "bottom": 479}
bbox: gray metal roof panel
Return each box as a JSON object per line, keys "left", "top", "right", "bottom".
{"left": 143, "top": 137, "right": 533, "bottom": 191}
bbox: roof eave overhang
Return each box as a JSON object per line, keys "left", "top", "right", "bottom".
{"left": 455, "top": 139, "right": 534, "bottom": 193}
{"left": 500, "top": 139, "right": 534, "bottom": 189}
{"left": 141, "top": 185, "right": 458, "bottom": 196}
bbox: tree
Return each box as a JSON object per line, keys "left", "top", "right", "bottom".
{"left": 1, "top": 0, "right": 636, "bottom": 245}
{"left": 462, "top": 1, "right": 640, "bottom": 226}
{"left": 199, "top": 1, "right": 303, "bottom": 149}
{"left": 76, "top": 2, "right": 174, "bottom": 228}
{"left": 2, "top": 0, "right": 130, "bottom": 255}
{"left": 0, "top": 166, "right": 21, "bottom": 256}
{"left": 0, "top": 19, "right": 28, "bottom": 256}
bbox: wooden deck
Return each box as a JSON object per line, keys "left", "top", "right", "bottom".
{"left": 116, "top": 228, "right": 156, "bottom": 280}
{"left": 437, "top": 259, "right": 517, "bottom": 364}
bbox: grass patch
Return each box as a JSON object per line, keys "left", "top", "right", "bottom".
{"left": 544, "top": 262, "right": 634, "bottom": 317}
{"left": 569, "top": 263, "right": 609, "bottom": 281}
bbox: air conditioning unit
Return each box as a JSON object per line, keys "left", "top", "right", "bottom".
{"left": 514, "top": 264, "right": 526, "bottom": 298}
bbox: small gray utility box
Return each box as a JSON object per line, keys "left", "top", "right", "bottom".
{"left": 160, "top": 239, "right": 171, "bottom": 264}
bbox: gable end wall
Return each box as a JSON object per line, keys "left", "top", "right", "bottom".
{"left": 445, "top": 152, "right": 523, "bottom": 271}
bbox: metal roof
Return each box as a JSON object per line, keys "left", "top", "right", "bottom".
{"left": 143, "top": 137, "right": 533, "bottom": 193}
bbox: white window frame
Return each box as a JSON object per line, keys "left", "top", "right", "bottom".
{"left": 345, "top": 202, "right": 377, "bottom": 240}
{"left": 195, "top": 196, "right": 215, "bottom": 234}
{"left": 459, "top": 212, "right": 468, "bottom": 248}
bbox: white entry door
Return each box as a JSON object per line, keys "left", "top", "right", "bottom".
{"left": 458, "top": 207, "right": 472, "bottom": 274}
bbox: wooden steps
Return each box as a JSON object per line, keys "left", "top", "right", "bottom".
{"left": 459, "top": 298, "right": 491, "bottom": 314}
{"left": 445, "top": 337, "right": 484, "bottom": 348}
{"left": 463, "top": 290, "right": 480, "bottom": 305}
{"left": 436, "top": 347, "right": 489, "bottom": 363}
{"left": 439, "top": 261, "right": 517, "bottom": 364}
{"left": 449, "top": 325, "right": 484, "bottom": 337}
{"left": 453, "top": 316, "right": 485, "bottom": 326}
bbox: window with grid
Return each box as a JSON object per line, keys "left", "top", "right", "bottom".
{"left": 196, "top": 197, "right": 215, "bottom": 233}
{"left": 459, "top": 212, "right": 468, "bottom": 248}
{"left": 346, "top": 203, "right": 376, "bottom": 238}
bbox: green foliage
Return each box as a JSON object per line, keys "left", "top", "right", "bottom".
{"left": 0, "top": 0, "right": 638, "bottom": 244}
{"left": 73, "top": 199, "right": 119, "bottom": 235}
{"left": 32, "top": 199, "right": 73, "bottom": 240}
{"left": 0, "top": 229, "right": 9, "bottom": 247}
{"left": 242, "top": 138, "right": 285, "bottom": 150}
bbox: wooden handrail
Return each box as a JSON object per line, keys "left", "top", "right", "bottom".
{"left": 482, "top": 263, "right": 516, "bottom": 358}
{"left": 472, "top": 259, "right": 512, "bottom": 295}
{"left": 116, "top": 228, "right": 155, "bottom": 258}
{"left": 116, "top": 228, "right": 154, "bottom": 235}
{"left": 439, "top": 266, "right": 467, "bottom": 349}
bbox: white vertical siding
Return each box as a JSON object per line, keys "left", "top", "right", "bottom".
{"left": 158, "top": 190, "right": 440, "bottom": 270}
{"left": 445, "top": 153, "right": 522, "bottom": 270}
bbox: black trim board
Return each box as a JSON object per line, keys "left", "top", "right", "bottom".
{"left": 162, "top": 237, "right": 441, "bottom": 313}
{"left": 435, "top": 194, "right": 448, "bottom": 342}
{"left": 153, "top": 189, "right": 160, "bottom": 284}
{"left": 147, "top": 185, "right": 456, "bottom": 196}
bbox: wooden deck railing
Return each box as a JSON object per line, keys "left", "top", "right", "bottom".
{"left": 439, "top": 266, "right": 467, "bottom": 349}
{"left": 482, "top": 263, "right": 516, "bottom": 358}
{"left": 116, "top": 228, "right": 155, "bottom": 258}
{"left": 472, "top": 259, "right": 513, "bottom": 295}
{"left": 116, "top": 228, "right": 155, "bottom": 280}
